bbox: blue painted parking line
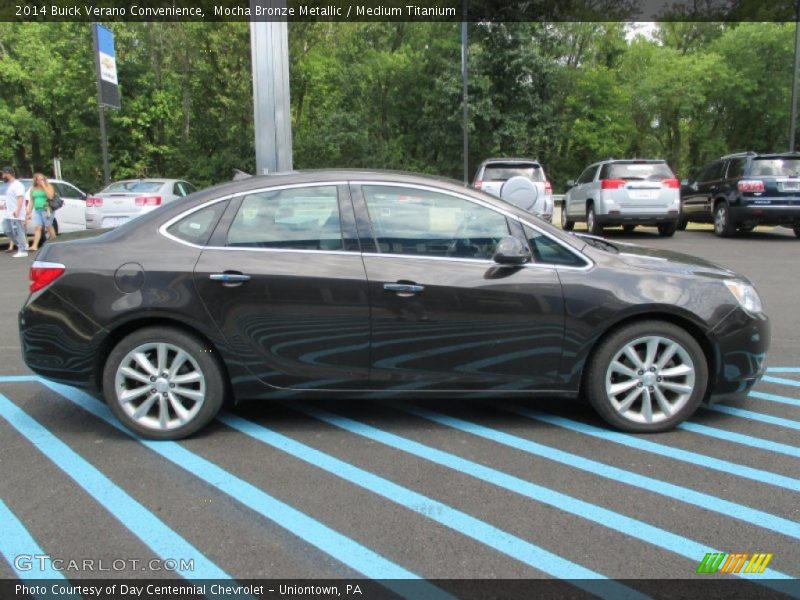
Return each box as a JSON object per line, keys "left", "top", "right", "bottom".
{"left": 32, "top": 380, "right": 450, "bottom": 598}
{"left": 762, "top": 375, "right": 800, "bottom": 388}
{"left": 766, "top": 367, "right": 800, "bottom": 374}
{"left": 395, "top": 403, "right": 800, "bottom": 541}
{"left": 496, "top": 404, "right": 800, "bottom": 493}
{"left": 707, "top": 404, "right": 800, "bottom": 432}
{"left": 0, "top": 393, "right": 230, "bottom": 581}
{"left": 287, "top": 403, "right": 796, "bottom": 586}
{"left": 678, "top": 422, "right": 800, "bottom": 459}
{"left": 0, "top": 499, "right": 80, "bottom": 599}
{"left": 219, "top": 414, "right": 644, "bottom": 600}
{"left": 749, "top": 390, "right": 800, "bottom": 408}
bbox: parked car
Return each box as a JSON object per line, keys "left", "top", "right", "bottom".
{"left": 562, "top": 159, "right": 681, "bottom": 236}
{"left": 472, "top": 158, "right": 554, "bottom": 222}
{"left": 0, "top": 178, "right": 88, "bottom": 234}
{"left": 21, "top": 170, "right": 768, "bottom": 439}
{"left": 680, "top": 151, "right": 800, "bottom": 237}
{"left": 86, "top": 178, "right": 197, "bottom": 229}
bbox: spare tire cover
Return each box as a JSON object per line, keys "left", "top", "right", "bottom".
{"left": 499, "top": 175, "right": 539, "bottom": 212}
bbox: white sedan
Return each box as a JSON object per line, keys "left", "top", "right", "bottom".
{"left": 86, "top": 179, "right": 197, "bottom": 229}
{"left": 0, "top": 178, "right": 88, "bottom": 234}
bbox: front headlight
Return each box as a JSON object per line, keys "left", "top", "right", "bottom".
{"left": 724, "top": 280, "right": 763, "bottom": 314}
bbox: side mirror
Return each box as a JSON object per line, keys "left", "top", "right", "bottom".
{"left": 566, "top": 179, "right": 576, "bottom": 188}
{"left": 493, "top": 236, "right": 531, "bottom": 266}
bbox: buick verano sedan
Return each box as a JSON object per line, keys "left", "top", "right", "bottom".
{"left": 19, "top": 171, "right": 769, "bottom": 439}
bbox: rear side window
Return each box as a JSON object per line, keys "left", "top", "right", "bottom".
{"left": 605, "top": 162, "right": 674, "bottom": 180}
{"left": 749, "top": 158, "right": 800, "bottom": 177}
{"left": 524, "top": 225, "right": 586, "bottom": 267}
{"left": 167, "top": 201, "right": 227, "bottom": 246}
{"left": 226, "top": 185, "right": 342, "bottom": 251}
{"left": 363, "top": 185, "right": 509, "bottom": 260}
{"left": 482, "top": 164, "right": 544, "bottom": 182}
{"left": 726, "top": 158, "right": 747, "bottom": 179}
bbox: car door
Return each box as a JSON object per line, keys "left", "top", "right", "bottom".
{"left": 192, "top": 183, "right": 371, "bottom": 390}
{"left": 53, "top": 182, "right": 87, "bottom": 232}
{"left": 353, "top": 182, "right": 565, "bottom": 391}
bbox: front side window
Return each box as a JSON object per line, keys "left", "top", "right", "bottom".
{"left": 362, "top": 185, "right": 509, "bottom": 260}
{"left": 226, "top": 186, "right": 342, "bottom": 251}
{"left": 577, "top": 166, "right": 597, "bottom": 185}
{"left": 524, "top": 225, "right": 586, "bottom": 267}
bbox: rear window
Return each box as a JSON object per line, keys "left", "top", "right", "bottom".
{"left": 482, "top": 164, "right": 545, "bottom": 182}
{"left": 103, "top": 181, "right": 164, "bottom": 193}
{"left": 605, "top": 162, "right": 674, "bottom": 181}
{"left": 749, "top": 158, "right": 800, "bottom": 177}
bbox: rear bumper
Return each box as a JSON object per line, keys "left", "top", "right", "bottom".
{"left": 707, "top": 307, "right": 770, "bottom": 400}
{"left": 596, "top": 213, "right": 679, "bottom": 226}
{"left": 730, "top": 203, "right": 800, "bottom": 226}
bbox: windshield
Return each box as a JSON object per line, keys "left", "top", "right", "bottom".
{"left": 607, "top": 162, "right": 674, "bottom": 181}
{"left": 482, "top": 164, "right": 545, "bottom": 182}
{"left": 750, "top": 158, "right": 800, "bottom": 177}
{"left": 103, "top": 181, "right": 164, "bottom": 193}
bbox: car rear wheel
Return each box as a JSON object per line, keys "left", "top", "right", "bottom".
{"left": 585, "top": 320, "right": 708, "bottom": 432}
{"left": 677, "top": 217, "right": 687, "bottom": 231}
{"left": 657, "top": 222, "right": 677, "bottom": 237}
{"left": 793, "top": 224, "right": 800, "bottom": 238}
{"left": 560, "top": 204, "right": 574, "bottom": 231}
{"left": 103, "top": 327, "right": 225, "bottom": 439}
{"left": 587, "top": 205, "right": 603, "bottom": 235}
{"left": 622, "top": 224, "right": 636, "bottom": 233}
{"left": 713, "top": 202, "right": 736, "bottom": 237}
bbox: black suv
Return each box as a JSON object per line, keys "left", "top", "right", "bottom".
{"left": 680, "top": 152, "right": 800, "bottom": 237}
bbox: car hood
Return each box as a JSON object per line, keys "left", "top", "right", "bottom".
{"left": 598, "top": 239, "right": 739, "bottom": 280}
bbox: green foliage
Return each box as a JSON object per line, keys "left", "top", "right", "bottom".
{"left": 0, "top": 21, "right": 797, "bottom": 194}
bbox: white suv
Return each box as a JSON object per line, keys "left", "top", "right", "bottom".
{"left": 472, "top": 158, "right": 554, "bottom": 222}
{"left": 562, "top": 159, "right": 681, "bottom": 236}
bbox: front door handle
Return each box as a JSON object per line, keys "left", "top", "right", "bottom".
{"left": 210, "top": 272, "right": 251, "bottom": 286}
{"left": 384, "top": 282, "right": 424, "bottom": 297}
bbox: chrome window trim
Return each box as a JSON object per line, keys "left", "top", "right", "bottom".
{"left": 355, "top": 180, "right": 594, "bottom": 271}
{"left": 158, "top": 182, "right": 350, "bottom": 250}
{"left": 158, "top": 179, "right": 593, "bottom": 271}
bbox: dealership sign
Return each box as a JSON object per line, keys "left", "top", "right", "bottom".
{"left": 92, "top": 23, "right": 121, "bottom": 108}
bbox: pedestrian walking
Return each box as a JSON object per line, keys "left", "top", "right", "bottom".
{"left": 26, "top": 173, "right": 56, "bottom": 251}
{"left": 1, "top": 166, "right": 28, "bottom": 257}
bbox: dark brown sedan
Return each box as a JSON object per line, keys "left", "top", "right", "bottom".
{"left": 19, "top": 171, "right": 769, "bottom": 439}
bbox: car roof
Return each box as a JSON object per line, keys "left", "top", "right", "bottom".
{"left": 479, "top": 158, "right": 541, "bottom": 165}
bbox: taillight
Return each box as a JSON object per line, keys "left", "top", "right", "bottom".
{"left": 86, "top": 197, "right": 103, "bottom": 207}
{"left": 738, "top": 180, "right": 765, "bottom": 193}
{"left": 600, "top": 179, "right": 627, "bottom": 190}
{"left": 474, "top": 180, "right": 482, "bottom": 190}
{"left": 544, "top": 181, "right": 552, "bottom": 194}
{"left": 30, "top": 261, "right": 65, "bottom": 293}
{"left": 135, "top": 196, "right": 162, "bottom": 206}
{"left": 661, "top": 178, "right": 680, "bottom": 188}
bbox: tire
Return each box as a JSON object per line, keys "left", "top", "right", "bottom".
{"left": 794, "top": 225, "right": 800, "bottom": 238}
{"left": 738, "top": 225, "right": 755, "bottom": 233}
{"left": 585, "top": 320, "right": 708, "bottom": 433}
{"left": 677, "top": 217, "right": 687, "bottom": 231}
{"left": 713, "top": 201, "right": 736, "bottom": 237}
{"left": 103, "top": 327, "right": 226, "bottom": 439}
{"left": 622, "top": 224, "right": 636, "bottom": 233}
{"left": 560, "top": 203, "right": 574, "bottom": 231}
{"left": 657, "top": 222, "right": 677, "bottom": 237}
{"left": 587, "top": 205, "right": 603, "bottom": 235}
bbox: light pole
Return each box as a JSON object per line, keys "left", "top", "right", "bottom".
{"left": 790, "top": 2, "right": 800, "bottom": 151}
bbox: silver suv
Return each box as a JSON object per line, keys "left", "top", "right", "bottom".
{"left": 562, "top": 159, "right": 681, "bottom": 236}
{"left": 472, "top": 158, "right": 554, "bottom": 222}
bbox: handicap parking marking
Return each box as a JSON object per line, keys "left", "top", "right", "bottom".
{"left": 677, "top": 422, "right": 800, "bottom": 459}
{"left": 748, "top": 390, "right": 800, "bottom": 408}
{"left": 0, "top": 500, "right": 81, "bottom": 599}
{"left": 219, "top": 414, "right": 647, "bottom": 600}
{"left": 762, "top": 375, "right": 800, "bottom": 388}
{"left": 284, "top": 402, "right": 797, "bottom": 590}
{"left": 706, "top": 405, "right": 800, "bottom": 432}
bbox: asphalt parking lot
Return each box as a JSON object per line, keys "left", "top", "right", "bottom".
{"left": 0, "top": 224, "right": 799, "bottom": 598}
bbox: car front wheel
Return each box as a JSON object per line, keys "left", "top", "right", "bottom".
{"left": 585, "top": 321, "right": 708, "bottom": 432}
{"left": 103, "top": 327, "right": 225, "bottom": 439}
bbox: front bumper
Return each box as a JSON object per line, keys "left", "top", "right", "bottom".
{"left": 707, "top": 307, "right": 770, "bottom": 400}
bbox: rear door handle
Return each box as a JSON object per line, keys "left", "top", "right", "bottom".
{"left": 384, "top": 282, "right": 424, "bottom": 296}
{"left": 210, "top": 272, "right": 251, "bottom": 286}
